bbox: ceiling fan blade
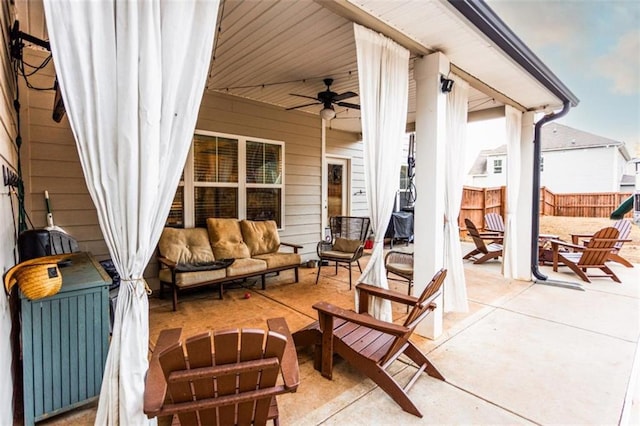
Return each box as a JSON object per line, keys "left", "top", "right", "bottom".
{"left": 286, "top": 102, "right": 321, "bottom": 110}
{"left": 336, "top": 102, "right": 360, "bottom": 110}
{"left": 333, "top": 91, "right": 358, "bottom": 102}
{"left": 290, "top": 93, "right": 319, "bottom": 101}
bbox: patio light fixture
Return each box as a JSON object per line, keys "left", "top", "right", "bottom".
{"left": 320, "top": 106, "right": 336, "bottom": 120}
{"left": 440, "top": 76, "right": 454, "bottom": 93}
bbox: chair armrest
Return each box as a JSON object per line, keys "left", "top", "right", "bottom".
{"left": 570, "top": 233, "right": 594, "bottom": 244}
{"left": 351, "top": 245, "right": 365, "bottom": 261}
{"left": 158, "top": 256, "right": 177, "bottom": 269}
{"left": 281, "top": 242, "right": 303, "bottom": 254}
{"left": 480, "top": 233, "right": 503, "bottom": 242}
{"left": 356, "top": 283, "right": 418, "bottom": 307}
{"left": 313, "top": 301, "right": 408, "bottom": 336}
{"left": 317, "top": 241, "right": 333, "bottom": 257}
{"left": 144, "top": 328, "right": 182, "bottom": 417}
{"left": 550, "top": 239, "right": 584, "bottom": 252}
{"left": 267, "top": 317, "right": 300, "bottom": 392}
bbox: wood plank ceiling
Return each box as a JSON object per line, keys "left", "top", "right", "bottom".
{"left": 16, "top": 0, "right": 565, "bottom": 133}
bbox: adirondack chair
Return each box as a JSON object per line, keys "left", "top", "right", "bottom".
{"left": 484, "top": 212, "right": 505, "bottom": 234}
{"left": 551, "top": 227, "right": 622, "bottom": 283}
{"left": 293, "top": 269, "right": 447, "bottom": 418}
{"left": 144, "top": 317, "right": 299, "bottom": 426}
{"left": 570, "top": 219, "right": 634, "bottom": 268}
{"left": 316, "top": 216, "right": 371, "bottom": 289}
{"left": 463, "top": 218, "right": 503, "bottom": 264}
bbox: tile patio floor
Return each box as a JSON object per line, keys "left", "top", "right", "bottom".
{"left": 43, "top": 242, "right": 639, "bottom": 425}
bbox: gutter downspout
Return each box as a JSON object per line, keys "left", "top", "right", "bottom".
{"left": 531, "top": 101, "right": 580, "bottom": 288}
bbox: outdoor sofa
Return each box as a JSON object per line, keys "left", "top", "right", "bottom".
{"left": 157, "top": 218, "right": 302, "bottom": 310}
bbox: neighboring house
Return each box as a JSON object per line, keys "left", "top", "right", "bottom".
{"left": 468, "top": 123, "right": 632, "bottom": 193}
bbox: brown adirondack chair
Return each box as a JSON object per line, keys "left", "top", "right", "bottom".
{"left": 293, "top": 269, "right": 447, "bottom": 418}
{"left": 551, "top": 226, "right": 622, "bottom": 283}
{"left": 570, "top": 219, "right": 634, "bottom": 268}
{"left": 144, "top": 317, "right": 299, "bottom": 426}
{"left": 463, "top": 218, "right": 503, "bottom": 264}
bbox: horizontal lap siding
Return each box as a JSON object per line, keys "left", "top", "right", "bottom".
{"left": 198, "top": 92, "right": 362, "bottom": 258}
{"left": 0, "top": 2, "right": 17, "bottom": 422}
{"left": 23, "top": 49, "right": 111, "bottom": 261}
{"left": 326, "top": 129, "right": 367, "bottom": 217}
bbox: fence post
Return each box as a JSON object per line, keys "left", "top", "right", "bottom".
{"left": 500, "top": 186, "right": 506, "bottom": 219}
{"left": 482, "top": 187, "right": 487, "bottom": 228}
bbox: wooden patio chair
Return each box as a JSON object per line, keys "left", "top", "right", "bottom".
{"left": 551, "top": 226, "right": 622, "bottom": 283}
{"left": 570, "top": 219, "right": 634, "bottom": 268}
{"left": 316, "top": 216, "right": 371, "bottom": 289}
{"left": 144, "top": 317, "right": 299, "bottom": 426}
{"left": 293, "top": 269, "right": 447, "bottom": 417}
{"left": 484, "top": 212, "right": 505, "bottom": 234}
{"left": 462, "top": 218, "right": 503, "bottom": 264}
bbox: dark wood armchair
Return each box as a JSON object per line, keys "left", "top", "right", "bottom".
{"left": 144, "top": 317, "right": 299, "bottom": 425}
{"left": 294, "top": 269, "right": 447, "bottom": 417}
{"left": 462, "top": 218, "right": 503, "bottom": 264}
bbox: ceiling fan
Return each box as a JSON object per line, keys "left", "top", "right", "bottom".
{"left": 286, "top": 78, "right": 360, "bottom": 120}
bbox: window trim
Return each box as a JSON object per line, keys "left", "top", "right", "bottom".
{"left": 180, "top": 129, "right": 285, "bottom": 229}
{"left": 493, "top": 158, "right": 503, "bottom": 174}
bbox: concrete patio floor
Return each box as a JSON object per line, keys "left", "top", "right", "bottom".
{"left": 42, "top": 242, "right": 639, "bottom": 425}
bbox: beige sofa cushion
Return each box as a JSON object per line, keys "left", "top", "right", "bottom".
{"left": 333, "top": 237, "right": 362, "bottom": 253}
{"left": 158, "top": 227, "right": 214, "bottom": 264}
{"left": 226, "top": 258, "right": 267, "bottom": 277}
{"left": 253, "top": 252, "right": 301, "bottom": 269}
{"left": 207, "top": 218, "right": 251, "bottom": 259}
{"left": 159, "top": 268, "right": 226, "bottom": 288}
{"left": 241, "top": 220, "right": 280, "bottom": 256}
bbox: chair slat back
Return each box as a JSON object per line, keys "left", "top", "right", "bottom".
{"left": 579, "top": 227, "right": 619, "bottom": 267}
{"left": 484, "top": 213, "right": 504, "bottom": 233}
{"left": 465, "top": 219, "right": 488, "bottom": 254}
{"left": 158, "top": 328, "right": 286, "bottom": 425}
{"left": 330, "top": 216, "right": 370, "bottom": 242}
{"left": 379, "top": 269, "right": 446, "bottom": 366}
{"left": 613, "top": 219, "right": 632, "bottom": 251}
{"left": 403, "top": 268, "right": 447, "bottom": 329}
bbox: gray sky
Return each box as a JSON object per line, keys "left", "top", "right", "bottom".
{"left": 487, "top": 0, "right": 640, "bottom": 155}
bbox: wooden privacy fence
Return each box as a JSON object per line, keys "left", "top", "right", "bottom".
{"left": 543, "top": 187, "right": 632, "bottom": 218}
{"left": 458, "top": 186, "right": 505, "bottom": 230}
{"left": 459, "top": 186, "right": 632, "bottom": 230}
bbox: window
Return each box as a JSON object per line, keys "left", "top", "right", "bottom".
{"left": 167, "top": 131, "right": 284, "bottom": 228}
{"left": 399, "top": 165, "right": 409, "bottom": 190}
{"left": 493, "top": 159, "right": 503, "bottom": 174}
{"left": 540, "top": 156, "right": 544, "bottom": 172}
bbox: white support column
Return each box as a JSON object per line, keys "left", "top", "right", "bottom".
{"left": 413, "top": 52, "right": 449, "bottom": 338}
{"left": 515, "top": 111, "right": 535, "bottom": 280}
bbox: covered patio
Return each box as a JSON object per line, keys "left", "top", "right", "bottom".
{"left": 0, "top": 0, "right": 600, "bottom": 423}
{"left": 44, "top": 251, "right": 639, "bottom": 424}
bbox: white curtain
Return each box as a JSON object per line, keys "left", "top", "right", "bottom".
{"left": 502, "top": 105, "right": 522, "bottom": 279}
{"left": 443, "top": 74, "right": 469, "bottom": 312}
{"left": 354, "top": 24, "right": 409, "bottom": 322}
{"left": 42, "top": 1, "right": 220, "bottom": 423}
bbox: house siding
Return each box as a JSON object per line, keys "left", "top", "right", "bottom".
{"left": 470, "top": 147, "right": 626, "bottom": 193}
{"left": 0, "top": 2, "right": 16, "bottom": 421}
{"left": 21, "top": 48, "right": 364, "bottom": 288}
{"left": 541, "top": 147, "right": 620, "bottom": 193}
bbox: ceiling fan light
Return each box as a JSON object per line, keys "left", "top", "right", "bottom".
{"left": 320, "top": 106, "right": 336, "bottom": 120}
